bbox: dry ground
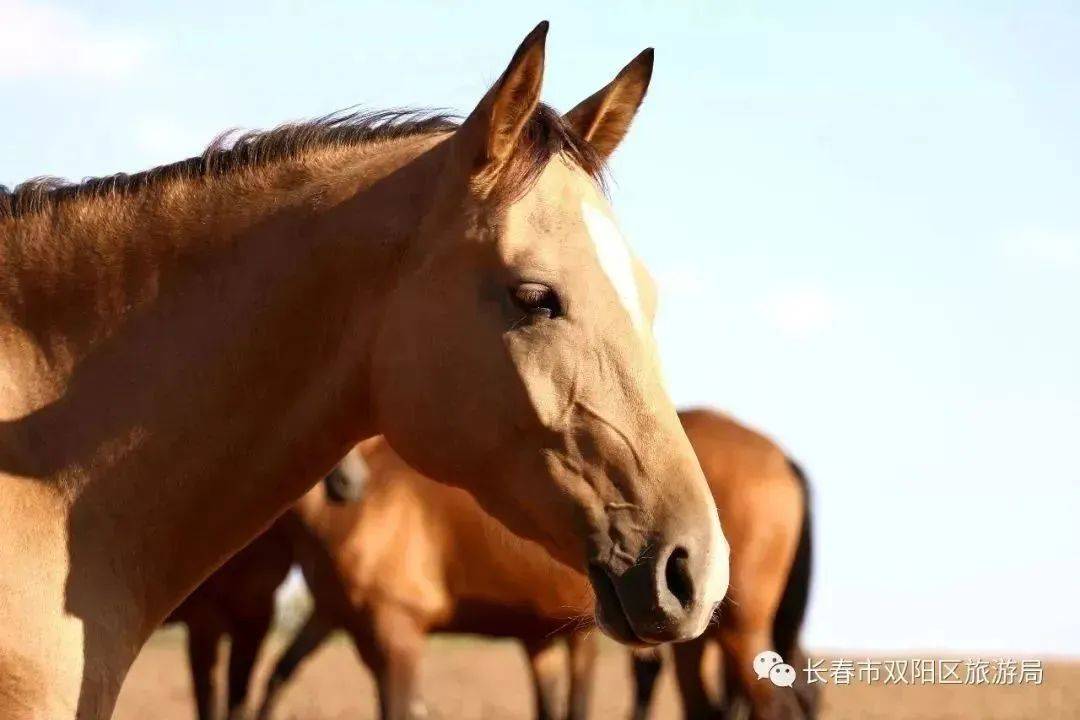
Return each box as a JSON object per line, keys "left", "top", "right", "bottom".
{"left": 114, "top": 628, "right": 1079, "bottom": 720}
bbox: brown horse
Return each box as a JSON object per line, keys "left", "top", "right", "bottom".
{"left": 259, "top": 436, "right": 598, "bottom": 720}
{"left": 256, "top": 408, "right": 813, "bottom": 720}
{"left": 0, "top": 24, "right": 728, "bottom": 718}
{"left": 164, "top": 520, "right": 292, "bottom": 720}
{"left": 631, "top": 409, "right": 816, "bottom": 720}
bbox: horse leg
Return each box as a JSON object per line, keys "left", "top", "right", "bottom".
{"left": 785, "top": 647, "right": 820, "bottom": 719}
{"left": 672, "top": 636, "right": 719, "bottom": 720}
{"left": 256, "top": 613, "right": 333, "bottom": 720}
{"left": 715, "top": 636, "right": 747, "bottom": 720}
{"left": 186, "top": 611, "right": 227, "bottom": 720}
{"left": 523, "top": 634, "right": 564, "bottom": 720}
{"left": 350, "top": 605, "right": 425, "bottom": 720}
{"left": 718, "top": 627, "right": 802, "bottom": 720}
{"left": 566, "top": 630, "right": 598, "bottom": 720}
{"left": 225, "top": 609, "right": 274, "bottom": 720}
{"left": 628, "top": 646, "right": 663, "bottom": 720}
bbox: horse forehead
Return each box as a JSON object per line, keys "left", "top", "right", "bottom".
{"left": 501, "top": 160, "right": 599, "bottom": 256}
{"left": 512, "top": 158, "right": 598, "bottom": 226}
{"left": 579, "top": 200, "right": 646, "bottom": 333}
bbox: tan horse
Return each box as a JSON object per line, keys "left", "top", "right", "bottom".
{"left": 163, "top": 521, "right": 292, "bottom": 720}
{"left": 0, "top": 24, "right": 728, "bottom": 719}
{"left": 255, "top": 408, "right": 813, "bottom": 720}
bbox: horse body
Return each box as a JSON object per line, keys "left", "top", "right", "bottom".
{"left": 296, "top": 437, "right": 594, "bottom": 626}
{"left": 260, "top": 437, "right": 593, "bottom": 720}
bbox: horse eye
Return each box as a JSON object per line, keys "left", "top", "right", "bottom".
{"left": 511, "top": 282, "right": 562, "bottom": 319}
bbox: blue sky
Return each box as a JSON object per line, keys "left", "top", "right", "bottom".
{"left": 3, "top": 1, "right": 1077, "bottom": 655}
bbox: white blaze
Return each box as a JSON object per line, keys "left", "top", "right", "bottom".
{"left": 581, "top": 202, "right": 644, "bottom": 332}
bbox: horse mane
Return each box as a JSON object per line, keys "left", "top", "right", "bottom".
{"left": 0, "top": 103, "right": 605, "bottom": 219}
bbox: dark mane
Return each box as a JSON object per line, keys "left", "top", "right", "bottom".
{"left": 0, "top": 103, "right": 605, "bottom": 220}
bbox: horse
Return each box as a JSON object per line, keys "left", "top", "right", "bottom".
{"left": 0, "top": 23, "right": 729, "bottom": 718}
{"left": 254, "top": 408, "right": 813, "bottom": 720}
{"left": 630, "top": 409, "right": 817, "bottom": 720}
{"left": 163, "top": 520, "right": 292, "bottom": 720}
{"left": 259, "top": 436, "right": 599, "bottom": 720}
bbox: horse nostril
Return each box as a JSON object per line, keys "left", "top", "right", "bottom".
{"left": 664, "top": 546, "right": 695, "bottom": 610}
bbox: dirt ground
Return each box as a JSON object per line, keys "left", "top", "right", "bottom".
{"left": 115, "top": 628, "right": 1079, "bottom": 720}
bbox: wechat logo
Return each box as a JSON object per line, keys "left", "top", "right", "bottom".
{"left": 754, "top": 650, "right": 797, "bottom": 688}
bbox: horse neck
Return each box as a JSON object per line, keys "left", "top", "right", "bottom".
{"left": 0, "top": 135, "right": 445, "bottom": 628}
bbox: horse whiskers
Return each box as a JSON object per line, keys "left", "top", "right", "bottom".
{"left": 546, "top": 612, "right": 595, "bottom": 640}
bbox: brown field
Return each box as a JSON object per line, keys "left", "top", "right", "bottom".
{"left": 115, "top": 628, "right": 1079, "bottom": 720}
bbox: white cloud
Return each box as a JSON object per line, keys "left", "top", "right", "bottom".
{"left": 0, "top": 0, "right": 149, "bottom": 81}
{"left": 760, "top": 286, "right": 839, "bottom": 339}
{"left": 1000, "top": 229, "right": 1079, "bottom": 270}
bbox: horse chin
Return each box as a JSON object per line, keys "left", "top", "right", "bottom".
{"left": 594, "top": 606, "right": 654, "bottom": 648}
{"left": 588, "top": 563, "right": 658, "bottom": 648}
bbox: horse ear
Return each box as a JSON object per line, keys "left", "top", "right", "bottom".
{"left": 459, "top": 21, "right": 548, "bottom": 179}
{"left": 563, "top": 48, "right": 654, "bottom": 160}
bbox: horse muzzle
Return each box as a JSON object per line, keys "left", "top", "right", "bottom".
{"left": 588, "top": 529, "right": 729, "bottom": 645}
